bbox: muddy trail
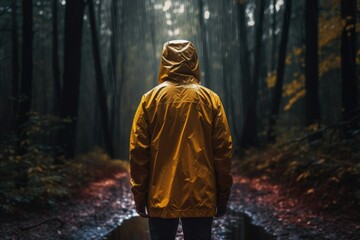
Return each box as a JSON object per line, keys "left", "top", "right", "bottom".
{"left": 1, "top": 171, "right": 358, "bottom": 240}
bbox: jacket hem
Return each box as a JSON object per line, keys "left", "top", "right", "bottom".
{"left": 148, "top": 209, "right": 216, "bottom": 218}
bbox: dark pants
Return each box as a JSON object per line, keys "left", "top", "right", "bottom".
{"left": 148, "top": 217, "right": 213, "bottom": 240}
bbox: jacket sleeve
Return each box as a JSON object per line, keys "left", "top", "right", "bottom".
{"left": 212, "top": 98, "right": 233, "bottom": 210}
{"left": 129, "top": 95, "right": 150, "bottom": 206}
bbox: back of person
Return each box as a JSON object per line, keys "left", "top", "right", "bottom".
{"left": 130, "top": 40, "right": 232, "bottom": 239}
{"left": 142, "top": 81, "right": 223, "bottom": 217}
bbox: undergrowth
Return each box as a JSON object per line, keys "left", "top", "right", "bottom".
{"left": 0, "top": 112, "right": 128, "bottom": 216}
{"left": 234, "top": 123, "right": 360, "bottom": 219}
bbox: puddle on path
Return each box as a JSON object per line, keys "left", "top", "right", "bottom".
{"left": 220, "top": 213, "right": 275, "bottom": 240}
{"left": 106, "top": 216, "right": 150, "bottom": 240}
{"left": 106, "top": 213, "right": 275, "bottom": 240}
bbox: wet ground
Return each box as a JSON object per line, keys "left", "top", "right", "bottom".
{"left": 0, "top": 172, "right": 134, "bottom": 240}
{"left": 229, "top": 176, "right": 359, "bottom": 239}
{"left": 1, "top": 171, "right": 359, "bottom": 239}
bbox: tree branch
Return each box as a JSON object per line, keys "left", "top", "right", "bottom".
{"left": 18, "top": 218, "right": 64, "bottom": 231}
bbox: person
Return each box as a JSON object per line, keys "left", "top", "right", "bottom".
{"left": 129, "top": 40, "right": 233, "bottom": 240}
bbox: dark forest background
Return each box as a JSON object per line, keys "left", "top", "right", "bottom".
{"left": 0, "top": 0, "right": 359, "bottom": 216}
{"left": 0, "top": 0, "right": 359, "bottom": 158}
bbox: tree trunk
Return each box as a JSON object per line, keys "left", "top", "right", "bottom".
{"left": 198, "top": 0, "right": 211, "bottom": 88}
{"left": 240, "top": 0, "right": 265, "bottom": 148}
{"left": 271, "top": 0, "right": 277, "bottom": 71}
{"left": 19, "top": 0, "right": 33, "bottom": 128}
{"left": 16, "top": 0, "right": 33, "bottom": 187}
{"left": 107, "top": 0, "right": 118, "bottom": 149}
{"left": 341, "top": 0, "right": 358, "bottom": 124}
{"left": 267, "top": 0, "right": 292, "bottom": 143}
{"left": 237, "top": 1, "right": 250, "bottom": 149}
{"left": 88, "top": 0, "right": 114, "bottom": 157}
{"left": 221, "top": 2, "right": 241, "bottom": 154}
{"left": 11, "top": 0, "right": 19, "bottom": 130}
{"left": 61, "top": 0, "right": 84, "bottom": 157}
{"left": 117, "top": 3, "right": 127, "bottom": 158}
{"left": 223, "top": 56, "right": 241, "bottom": 154}
{"left": 150, "top": 3, "right": 157, "bottom": 86}
{"left": 108, "top": 0, "right": 118, "bottom": 93}
{"left": 52, "top": 0, "right": 61, "bottom": 115}
{"left": 305, "top": 0, "right": 321, "bottom": 127}
{"left": 237, "top": 1, "right": 250, "bottom": 103}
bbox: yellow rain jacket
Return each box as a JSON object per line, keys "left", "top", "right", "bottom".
{"left": 129, "top": 40, "right": 232, "bottom": 218}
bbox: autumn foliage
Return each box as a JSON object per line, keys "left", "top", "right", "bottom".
{"left": 265, "top": 0, "right": 359, "bottom": 112}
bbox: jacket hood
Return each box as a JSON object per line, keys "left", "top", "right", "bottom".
{"left": 158, "top": 40, "right": 201, "bottom": 84}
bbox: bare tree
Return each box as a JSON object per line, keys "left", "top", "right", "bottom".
{"left": 270, "top": 0, "right": 277, "bottom": 71}
{"left": 148, "top": 1, "right": 157, "bottom": 86}
{"left": 60, "top": 0, "right": 85, "bottom": 157}
{"left": 240, "top": 0, "right": 265, "bottom": 148}
{"left": 341, "top": 0, "right": 358, "bottom": 124}
{"left": 52, "top": 0, "right": 61, "bottom": 114}
{"left": 19, "top": 0, "right": 33, "bottom": 128}
{"left": 237, "top": 0, "right": 250, "bottom": 149}
{"left": 305, "top": 0, "right": 321, "bottom": 127}
{"left": 88, "top": 0, "right": 114, "bottom": 157}
{"left": 267, "top": 0, "right": 292, "bottom": 142}
{"left": 11, "top": 0, "right": 19, "bottom": 129}
{"left": 112, "top": 0, "right": 127, "bottom": 158}
{"left": 198, "top": 0, "right": 211, "bottom": 88}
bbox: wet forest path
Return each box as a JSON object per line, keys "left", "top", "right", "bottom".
{"left": 1, "top": 170, "right": 359, "bottom": 239}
